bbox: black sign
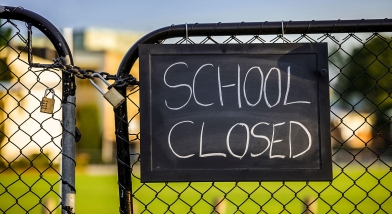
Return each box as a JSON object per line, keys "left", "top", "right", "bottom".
{"left": 139, "top": 43, "right": 331, "bottom": 182}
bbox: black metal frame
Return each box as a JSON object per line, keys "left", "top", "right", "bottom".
{"left": 115, "top": 18, "right": 392, "bottom": 213}
{"left": 138, "top": 43, "right": 332, "bottom": 182}
{"left": 0, "top": 6, "right": 72, "bottom": 63}
{"left": 0, "top": 5, "right": 75, "bottom": 214}
{"left": 0, "top": 6, "right": 74, "bottom": 98}
{"left": 117, "top": 19, "right": 392, "bottom": 77}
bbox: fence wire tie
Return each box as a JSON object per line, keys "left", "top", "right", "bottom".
{"left": 282, "top": 20, "right": 285, "bottom": 43}
{"left": 27, "top": 23, "right": 33, "bottom": 65}
{"left": 185, "top": 22, "right": 188, "bottom": 44}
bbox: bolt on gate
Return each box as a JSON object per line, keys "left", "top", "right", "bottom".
{"left": 115, "top": 19, "right": 392, "bottom": 213}
{"left": 0, "top": 6, "right": 76, "bottom": 214}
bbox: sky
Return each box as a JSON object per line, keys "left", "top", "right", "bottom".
{"left": 1, "top": 0, "right": 392, "bottom": 34}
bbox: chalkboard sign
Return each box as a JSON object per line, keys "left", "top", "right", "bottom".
{"left": 139, "top": 43, "right": 331, "bottom": 182}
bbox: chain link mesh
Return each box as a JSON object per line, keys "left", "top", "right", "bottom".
{"left": 124, "top": 30, "right": 392, "bottom": 213}
{"left": 0, "top": 19, "right": 63, "bottom": 213}
{"left": 1, "top": 15, "right": 391, "bottom": 214}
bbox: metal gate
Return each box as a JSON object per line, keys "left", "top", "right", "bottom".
{"left": 1, "top": 6, "right": 390, "bottom": 214}
{"left": 0, "top": 6, "right": 76, "bottom": 214}
{"left": 115, "top": 19, "right": 392, "bottom": 213}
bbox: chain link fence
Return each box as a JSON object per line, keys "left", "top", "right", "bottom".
{"left": 0, "top": 7, "right": 74, "bottom": 214}
{"left": 117, "top": 20, "right": 392, "bottom": 213}
{"left": 0, "top": 8, "right": 391, "bottom": 214}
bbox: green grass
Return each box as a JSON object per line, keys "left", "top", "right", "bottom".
{"left": 76, "top": 173, "right": 119, "bottom": 213}
{"left": 0, "top": 167, "right": 62, "bottom": 214}
{"left": 0, "top": 168, "right": 119, "bottom": 214}
{"left": 1, "top": 166, "right": 391, "bottom": 213}
{"left": 131, "top": 166, "right": 392, "bottom": 213}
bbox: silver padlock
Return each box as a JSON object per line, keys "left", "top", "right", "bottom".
{"left": 89, "top": 73, "right": 125, "bottom": 108}
{"left": 41, "top": 88, "right": 55, "bottom": 114}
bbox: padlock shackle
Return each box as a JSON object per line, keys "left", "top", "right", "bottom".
{"left": 89, "top": 73, "right": 111, "bottom": 95}
{"left": 91, "top": 73, "right": 111, "bottom": 87}
{"left": 44, "top": 88, "right": 55, "bottom": 99}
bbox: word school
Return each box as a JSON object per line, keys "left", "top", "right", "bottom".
{"left": 163, "top": 62, "right": 313, "bottom": 159}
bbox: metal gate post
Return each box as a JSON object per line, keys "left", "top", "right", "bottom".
{"left": 0, "top": 6, "right": 76, "bottom": 214}
{"left": 114, "top": 86, "right": 132, "bottom": 214}
{"left": 61, "top": 69, "right": 76, "bottom": 214}
{"left": 60, "top": 26, "right": 76, "bottom": 214}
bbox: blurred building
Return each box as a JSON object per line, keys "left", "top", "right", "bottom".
{"left": 1, "top": 27, "right": 143, "bottom": 165}
{"left": 0, "top": 44, "right": 63, "bottom": 165}
{"left": 331, "top": 112, "right": 375, "bottom": 149}
{"left": 330, "top": 110, "right": 377, "bottom": 163}
{"left": 72, "top": 28, "right": 142, "bottom": 163}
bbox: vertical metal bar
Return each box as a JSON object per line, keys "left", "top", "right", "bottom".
{"left": 60, "top": 28, "right": 76, "bottom": 214}
{"left": 27, "top": 23, "right": 33, "bottom": 65}
{"left": 62, "top": 63, "right": 76, "bottom": 214}
{"left": 114, "top": 86, "right": 132, "bottom": 214}
{"left": 61, "top": 95, "right": 76, "bottom": 214}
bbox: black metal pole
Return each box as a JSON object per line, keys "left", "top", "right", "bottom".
{"left": 117, "top": 18, "right": 392, "bottom": 78}
{"left": 114, "top": 86, "right": 132, "bottom": 214}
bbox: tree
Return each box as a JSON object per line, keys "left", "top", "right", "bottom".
{"left": 333, "top": 34, "right": 392, "bottom": 150}
{"left": 0, "top": 20, "right": 13, "bottom": 168}
{"left": 0, "top": 20, "right": 12, "bottom": 80}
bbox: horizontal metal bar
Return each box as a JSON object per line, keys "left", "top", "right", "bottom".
{"left": 155, "top": 19, "right": 392, "bottom": 38}
{"left": 0, "top": 5, "right": 73, "bottom": 64}
{"left": 116, "top": 18, "right": 392, "bottom": 78}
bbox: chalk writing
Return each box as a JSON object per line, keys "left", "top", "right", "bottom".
{"left": 163, "top": 62, "right": 313, "bottom": 160}
{"left": 139, "top": 43, "right": 331, "bottom": 182}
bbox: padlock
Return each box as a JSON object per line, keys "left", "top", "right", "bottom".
{"left": 41, "top": 88, "right": 55, "bottom": 114}
{"left": 89, "top": 73, "right": 125, "bottom": 108}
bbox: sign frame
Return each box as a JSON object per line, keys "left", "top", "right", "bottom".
{"left": 139, "top": 43, "right": 331, "bottom": 182}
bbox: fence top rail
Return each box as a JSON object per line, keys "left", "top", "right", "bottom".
{"left": 117, "top": 18, "right": 392, "bottom": 78}
{"left": 0, "top": 5, "right": 73, "bottom": 65}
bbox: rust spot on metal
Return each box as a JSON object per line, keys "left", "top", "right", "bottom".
{"left": 62, "top": 180, "right": 76, "bottom": 192}
{"left": 63, "top": 206, "right": 75, "bottom": 214}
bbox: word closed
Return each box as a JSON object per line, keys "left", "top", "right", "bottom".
{"left": 140, "top": 43, "right": 332, "bottom": 182}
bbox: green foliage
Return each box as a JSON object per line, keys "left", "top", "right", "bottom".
{"left": 0, "top": 20, "right": 12, "bottom": 165}
{"left": 334, "top": 35, "right": 392, "bottom": 149}
{"left": 0, "top": 20, "right": 11, "bottom": 47}
{"left": 0, "top": 19, "right": 13, "bottom": 81}
{"left": 10, "top": 153, "right": 52, "bottom": 169}
{"left": 336, "top": 36, "right": 392, "bottom": 113}
{"left": 76, "top": 103, "right": 102, "bottom": 163}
